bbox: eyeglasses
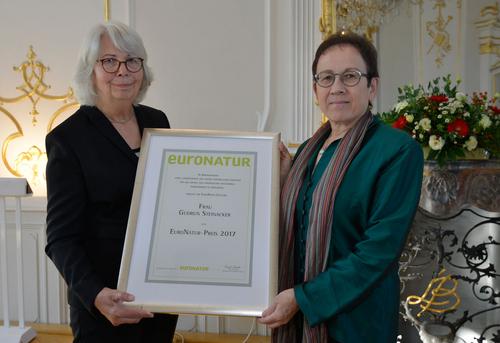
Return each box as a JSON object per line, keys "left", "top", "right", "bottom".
{"left": 98, "top": 57, "right": 144, "bottom": 73}
{"left": 314, "top": 69, "right": 369, "bottom": 88}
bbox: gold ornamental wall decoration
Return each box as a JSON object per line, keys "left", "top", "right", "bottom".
{"left": 0, "top": 46, "right": 79, "bottom": 181}
{"left": 319, "top": 0, "right": 337, "bottom": 40}
{"left": 476, "top": 3, "right": 500, "bottom": 56}
{"left": 425, "top": 0, "right": 453, "bottom": 68}
{"left": 476, "top": 2, "right": 499, "bottom": 29}
{"left": 0, "top": 46, "right": 75, "bottom": 127}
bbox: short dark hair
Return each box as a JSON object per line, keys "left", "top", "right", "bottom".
{"left": 312, "top": 32, "right": 379, "bottom": 84}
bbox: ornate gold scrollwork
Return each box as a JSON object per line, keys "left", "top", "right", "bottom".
{"left": 0, "top": 46, "right": 79, "bottom": 182}
{"left": 406, "top": 269, "right": 461, "bottom": 317}
{"left": 0, "top": 107, "right": 24, "bottom": 177}
{"left": 0, "top": 46, "right": 76, "bottom": 126}
{"left": 319, "top": 0, "right": 337, "bottom": 40}
{"left": 480, "top": 2, "right": 499, "bottom": 17}
{"left": 475, "top": 2, "right": 500, "bottom": 30}
{"left": 425, "top": 0, "right": 453, "bottom": 68}
{"left": 476, "top": 3, "right": 500, "bottom": 57}
{"left": 479, "top": 36, "right": 500, "bottom": 56}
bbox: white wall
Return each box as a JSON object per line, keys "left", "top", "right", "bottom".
{"left": 378, "top": 8, "right": 415, "bottom": 113}
{"left": 137, "top": 1, "right": 265, "bottom": 131}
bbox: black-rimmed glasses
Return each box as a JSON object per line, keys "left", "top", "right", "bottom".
{"left": 98, "top": 57, "right": 144, "bottom": 73}
{"left": 314, "top": 69, "right": 369, "bottom": 88}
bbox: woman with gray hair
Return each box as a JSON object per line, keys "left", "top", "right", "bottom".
{"left": 45, "top": 21, "right": 178, "bottom": 342}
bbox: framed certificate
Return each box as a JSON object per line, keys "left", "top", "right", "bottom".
{"left": 117, "top": 129, "right": 279, "bottom": 317}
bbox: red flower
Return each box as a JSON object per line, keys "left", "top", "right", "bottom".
{"left": 447, "top": 119, "right": 469, "bottom": 137}
{"left": 490, "top": 106, "right": 500, "bottom": 114}
{"left": 392, "top": 115, "right": 407, "bottom": 129}
{"left": 429, "top": 95, "right": 448, "bottom": 103}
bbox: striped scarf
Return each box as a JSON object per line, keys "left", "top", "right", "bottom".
{"left": 274, "top": 111, "right": 373, "bottom": 343}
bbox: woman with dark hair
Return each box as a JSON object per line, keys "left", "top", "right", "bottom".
{"left": 259, "top": 32, "right": 423, "bottom": 342}
{"left": 45, "top": 21, "right": 178, "bottom": 342}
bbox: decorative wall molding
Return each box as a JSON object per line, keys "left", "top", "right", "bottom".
{"left": 126, "top": 0, "right": 135, "bottom": 29}
{"left": 291, "top": 0, "right": 320, "bottom": 143}
{"left": 425, "top": 0, "right": 453, "bottom": 68}
{"left": 0, "top": 47, "right": 77, "bottom": 183}
{"left": 256, "top": 0, "right": 271, "bottom": 132}
{"left": 411, "top": 0, "right": 466, "bottom": 88}
{"left": 475, "top": 3, "right": 500, "bottom": 93}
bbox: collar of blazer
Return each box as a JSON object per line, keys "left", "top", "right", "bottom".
{"left": 84, "top": 105, "right": 144, "bottom": 165}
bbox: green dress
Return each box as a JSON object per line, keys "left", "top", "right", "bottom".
{"left": 293, "top": 117, "right": 423, "bottom": 342}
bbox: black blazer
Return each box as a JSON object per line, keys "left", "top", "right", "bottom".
{"left": 45, "top": 105, "right": 169, "bottom": 313}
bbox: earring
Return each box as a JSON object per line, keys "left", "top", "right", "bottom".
{"left": 314, "top": 98, "right": 319, "bottom": 106}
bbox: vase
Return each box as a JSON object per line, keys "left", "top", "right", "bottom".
{"left": 398, "top": 160, "right": 500, "bottom": 343}
{"left": 421, "top": 147, "right": 490, "bottom": 162}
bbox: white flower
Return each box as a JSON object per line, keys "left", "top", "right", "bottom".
{"left": 419, "top": 133, "right": 424, "bottom": 139}
{"left": 429, "top": 135, "right": 445, "bottom": 150}
{"left": 464, "top": 136, "right": 478, "bottom": 151}
{"left": 404, "top": 114, "right": 414, "bottom": 123}
{"left": 463, "top": 112, "right": 470, "bottom": 117}
{"left": 419, "top": 118, "right": 432, "bottom": 131}
{"left": 445, "top": 118, "right": 450, "bottom": 123}
{"left": 394, "top": 100, "right": 409, "bottom": 113}
{"left": 456, "top": 92, "right": 467, "bottom": 102}
{"left": 479, "top": 114, "right": 492, "bottom": 128}
{"left": 447, "top": 100, "right": 463, "bottom": 113}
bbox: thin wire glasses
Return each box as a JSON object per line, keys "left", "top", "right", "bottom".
{"left": 314, "top": 69, "right": 369, "bottom": 88}
{"left": 98, "top": 57, "right": 144, "bottom": 73}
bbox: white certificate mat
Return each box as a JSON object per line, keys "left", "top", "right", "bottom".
{"left": 118, "top": 129, "right": 279, "bottom": 317}
{"left": 147, "top": 149, "right": 256, "bottom": 285}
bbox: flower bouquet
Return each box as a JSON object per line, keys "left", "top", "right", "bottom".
{"left": 379, "top": 75, "right": 500, "bottom": 166}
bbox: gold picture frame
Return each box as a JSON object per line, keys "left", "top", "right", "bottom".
{"left": 118, "top": 129, "right": 280, "bottom": 317}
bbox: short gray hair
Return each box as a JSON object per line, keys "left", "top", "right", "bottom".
{"left": 73, "top": 21, "right": 153, "bottom": 105}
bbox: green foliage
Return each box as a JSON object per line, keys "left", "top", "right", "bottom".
{"left": 378, "top": 75, "right": 500, "bottom": 166}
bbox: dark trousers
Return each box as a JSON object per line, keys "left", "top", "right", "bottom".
{"left": 70, "top": 306, "right": 178, "bottom": 343}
